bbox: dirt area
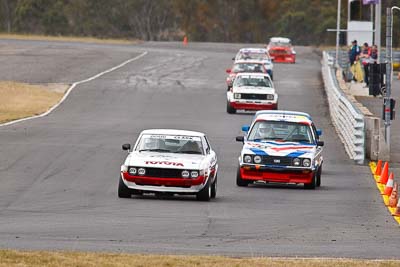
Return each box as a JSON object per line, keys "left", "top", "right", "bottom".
{"left": 1, "top": 250, "right": 400, "bottom": 267}
{"left": 0, "top": 81, "right": 68, "bottom": 123}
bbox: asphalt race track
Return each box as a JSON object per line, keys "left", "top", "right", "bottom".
{"left": 0, "top": 40, "right": 399, "bottom": 258}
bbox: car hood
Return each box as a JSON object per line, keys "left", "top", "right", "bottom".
{"left": 233, "top": 87, "right": 275, "bottom": 94}
{"left": 126, "top": 151, "right": 204, "bottom": 169}
{"left": 242, "top": 141, "right": 316, "bottom": 158}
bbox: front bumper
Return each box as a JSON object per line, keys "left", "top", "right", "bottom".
{"left": 239, "top": 165, "right": 314, "bottom": 184}
{"left": 230, "top": 101, "right": 277, "bottom": 110}
{"left": 121, "top": 173, "right": 209, "bottom": 193}
{"left": 271, "top": 55, "right": 295, "bottom": 63}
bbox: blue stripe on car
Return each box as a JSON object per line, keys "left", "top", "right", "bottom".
{"left": 250, "top": 148, "right": 268, "bottom": 156}
{"left": 286, "top": 151, "right": 307, "bottom": 157}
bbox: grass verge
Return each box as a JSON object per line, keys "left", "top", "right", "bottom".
{"left": 0, "top": 33, "right": 140, "bottom": 45}
{"left": 0, "top": 250, "right": 400, "bottom": 267}
{"left": 0, "top": 81, "right": 66, "bottom": 124}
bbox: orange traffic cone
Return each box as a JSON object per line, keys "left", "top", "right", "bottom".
{"left": 375, "top": 160, "right": 382, "bottom": 175}
{"left": 388, "top": 182, "right": 398, "bottom": 208}
{"left": 393, "top": 195, "right": 400, "bottom": 217}
{"left": 382, "top": 173, "right": 394, "bottom": 196}
{"left": 378, "top": 162, "right": 389, "bottom": 184}
{"left": 183, "top": 35, "right": 188, "bottom": 46}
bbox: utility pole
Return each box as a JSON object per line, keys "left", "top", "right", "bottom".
{"left": 385, "top": 6, "right": 400, "bottom": 146}
{"left": 385, "top": 7, "right": 392, "bottom": 145}
{"left": 335, "top": 0, "right": 341, "bottom": 67}
{"left": 375, "top": 1, "right": 381, "bottom": 62}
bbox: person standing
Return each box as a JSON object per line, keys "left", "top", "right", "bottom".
{"left": 348, "top": 40, "right": 361, "bottom": 82}
{"left": 349, "top": 40, "right": 361, "bottom": 65}
{"left": 370, "top": 45, "right": 378, "bottom": 63}
{"left": 360, "top": 42, "right": 371, "bottom": 87}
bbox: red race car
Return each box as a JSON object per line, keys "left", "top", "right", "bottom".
{"left": 267, "top": 37, "right": 296, "bottom": 64}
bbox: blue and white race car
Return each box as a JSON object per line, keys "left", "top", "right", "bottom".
{"left": 235, "top": 110, "right": 324, "bottom": 189}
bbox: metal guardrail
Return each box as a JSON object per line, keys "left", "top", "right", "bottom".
{"left": 321, "top": 51, "right": 365, "bottom": 164}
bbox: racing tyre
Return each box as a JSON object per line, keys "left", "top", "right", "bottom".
{"left": 304, "top": 172, "right": 317, "bottom": 189}
{"left": 196, "top": 179, "right": 211, "bottom": 201}
{"left": 211, "top": 175, "right": 217, "bottom": 198}
{"left": 236, "top": 166, "right": 250, "bottom": 187}
{"left": 316, "top": 165, "right": 322, "bottom": 187}
{"left": 118, "top": 176, "right": 132, "bottom": 198}
{"left": 226, "top": 101, "right": 236, "bottom": 114}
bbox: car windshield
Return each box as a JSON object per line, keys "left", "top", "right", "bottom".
{"left": 232, "top": 63, "right": 265, "bottom": 73}
{"left": 237, "top": 52, "right": 269, "bottom": 61}
{"left": 270, "top": 42, "right": 291, "bottom": 47}
{"left": 233, "top": 75, "right": 272, "bottom": 88}
{"left": 137, "top": 134, "right": 204, "bottom": 155}
{"left": 247, "top": 121, "right": 314, "bottom": 143}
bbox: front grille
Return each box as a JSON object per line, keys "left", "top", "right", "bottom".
{"left": 137, "top": 167, "right": 183, "bottom": 178}
{"left": 262, "top": 156, "right": 293, "bottom": 166}
{"left": 241, "top": 93, "right": 271, "bottom": 100}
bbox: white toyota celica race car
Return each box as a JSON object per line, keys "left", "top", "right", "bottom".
{"left": 119, "top": 129, "right": 218, "bottom": 201}
{"left": 227, "top": 72, "right": 278, "bottom": 114}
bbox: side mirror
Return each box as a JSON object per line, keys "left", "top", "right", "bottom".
{"left": 316, "top": 129, "right": 323, "bottom": 136}
{"left": 226, "top": 68, "right": 231, "bottom": 74}
{"left": 122, "top": 144, "right": 131, "bottom": 151}
{"left": 317, "top": 141, "right": 324, "bottom": 147}
{"left": 236, "top": 136, "right": 244, "bottom": 142}
{"left": 242, "top": 125, "right": 250, "bottom": 132}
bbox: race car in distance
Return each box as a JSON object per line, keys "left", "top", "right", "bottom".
{"left": 235, "top": 110, "right": 324, "bottom": 189}
{"left": 226, "top": 72, "right": 277, "bottom": 114}
{"left": 119, "top": 129, "right": 218, "bottom": 201}
{"left": 233, "top": 48, "right": 274, "bottom": 79}
{"left": 266, "top": 37, "right": 296, "bottom": 64}
{"left": 226, "top": 60, "right": 268, "bottom": 91}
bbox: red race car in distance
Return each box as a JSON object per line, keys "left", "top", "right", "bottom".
{"left": 267, "top": 37, "right": 296, "bottom": 64}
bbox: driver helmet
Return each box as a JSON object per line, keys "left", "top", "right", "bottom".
{"left": 258, "top": 123, "right": 272, "bottom": 137}
{"left": 144, "top": 138, "right": 158, "bottom": 149}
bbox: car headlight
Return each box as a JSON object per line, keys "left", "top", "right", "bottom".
{"left": 303, "top": 158, "right": 311, "bottom": 167}
{"left": 121, "top": 165, "right": 128, "bottom": 172}
{"left": 190, "top": 171, "right": 199, "bottom": 178}
{"left": 234, "top": 93, "right": 241, "bottom": 99}
{"left": 128, "top": 167, "right": 137, "bottom": 175}
{"left": 244, "top": 155, "right": 252, "bottom": 163}
{"left": 138, "top": 168, "right": 146, "bottom": 176}
{"left": 253, "top": 155, "right": 262, "bottom": 164}
{"left": 182, "top": 170, "right": 190, "bottom": 178}
{"left": 293, "top": 158, "right": 301, "bottom": 166}
{"left": 266, "top": 94, "right": 274, "bottom": 100}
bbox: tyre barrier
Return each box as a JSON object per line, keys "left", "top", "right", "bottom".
{"left": 370, "top": 160, "right": 400, "bottom": 225}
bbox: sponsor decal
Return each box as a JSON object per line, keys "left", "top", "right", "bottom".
{"left": 145, "top": 161, "right": 184, "bottom": 167}
{"left": 271, "top": 146, "right": 313, "bottom": 152}
{"left": 146, "top": 134, "right": 201, "bottom": 141}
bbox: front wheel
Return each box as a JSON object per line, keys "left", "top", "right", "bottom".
{"left": 118, "top": 176, "right": 132, "bottom": 198}
{"left": 211, "top": 175, "right": 217, "bottom": 198}
{"left": 196, "top": 179, "right": 211, "bottom": 201}
{"left": 226, "top": 101, "right": 236, "bottom": 114}
{"left": 316, "top": 165, "right": 322, "bottom": 187}
{"left": 304, "top": 172, "right": 317, "bottom": 189}
{"left": 236, "top": 166, "right": 250, "bottom": 187}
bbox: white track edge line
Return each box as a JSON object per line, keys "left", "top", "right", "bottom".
{"left": 0, "top": 51, "right": 148, "bottom": 127}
